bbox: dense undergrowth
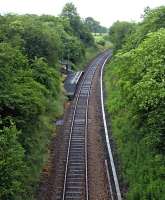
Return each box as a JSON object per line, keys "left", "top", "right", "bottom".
{"left": 105, "top": 6, "right": 165, "bottom": 199}
{"left": 0, "top": 3, "right": 107, "bottom": 199}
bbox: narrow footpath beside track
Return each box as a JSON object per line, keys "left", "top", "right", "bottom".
{"left": 37, "top": 51, "right": 122, "bottom": 200}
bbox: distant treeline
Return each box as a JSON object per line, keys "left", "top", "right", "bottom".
{"left": 84, "top": 17, "right": 108, "bottom": 33}
{"left": 0, "top": 3, "right": 99, "bottom": 199}
{"left": 105, "top": 6, "right": 165, "bottom": 199}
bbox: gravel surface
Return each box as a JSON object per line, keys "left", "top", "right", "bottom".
{"left": 87, "top": 65, "right": 110, "bottom": 200}
{"left": 37, "top": 102, "right": 73, "bottom": 200}
{"left": 37, "top": 59, "right": 111, "bottom": 200}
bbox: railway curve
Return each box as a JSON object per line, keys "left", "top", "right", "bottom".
{"left": 37, "top": 51, "right": 122, "bottom": 200}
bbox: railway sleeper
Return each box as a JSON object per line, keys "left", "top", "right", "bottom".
{"left": 70, "top": 144, "right": 84, "bottom": 147}
{"left": 76, "top": 105, "right": 87, "bottom": 109}
{"left": 75, "top": 111, "right": 86, "bottom": 115}
{"left": 65, "top": 189, "right": 83, "bottom": 194}
{"left": 68, "top": 168, "right": 84, "bottom": 172}
{"left": 69, "top": 156, "right": 84, "bottom": 160}
{"left": 71, "top": 134, "right": 85, "bottom": 137}
{"left": 71, "top": 138, "right": 85, "bottom": 141}
{"left": 72, "top": 125, "right": 85, "bottom": 130}
{"left": 70, "top": 143, "right": 84, "bottom": 146}
{"left": 69, "top": 157, "right": 84, "bottom": 162}
{"left": 72, "top": 134, "right": 85, "bottom": 138}
{"left": 67, "top": 173, "right": 85, "bottom": 178}
{"left": 68, "top": 172, "right": 85, "bottom": 177}
{"left": 66, "top": 186, "right": 83, "bottom": 191}
{"left": 71, "top": 133, "right": 85, "bottom": 137}
{"left": 65, "top": 177, "right": 84, "bottom": 182}
{"left": 72, "top": 125, "right": 85, "bottom": 129}
{"left": 69, "top": 161, "right": 85, "bottom": 165}
{"left": 65, "top": 197, "right": 82, "bottom": 200}
{"left": 70, "top": 148, "right": 84, "bottom": 152}
{"left": 67, "top": 181, "right": 83, "bottom": 186}
{"left": 69, "top": 154, "right": 85, "bottom": 158}
{"left": 72, "top": 126, "right": 85, "bottom": 130}
{"left": 74, "top": 118, "right": 85, "bottom": 122}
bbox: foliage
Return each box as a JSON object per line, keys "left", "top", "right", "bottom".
{"left": 124, "top": 6, "right": 165, "bottom": 51}
{"left": 85, "top": 17, "right": 108, "bottom": 33}
{"left": 0, "top": 42, "right": 57, "bottom": 198}
{"left": 61, "top": 3, "right": 95, "bottom": 47}
{"left": 105, "top": 6, "right": 165, "bottom": 200}
{"left": 109, "top": 21, "right": 135, "bottom": 51}
{"left": 0, "top": 125, "right": 25, "bottom": 200}
{"left": 78, "top": 46, "right": 100, "bottom": 69}
{"left": 61, "top": 33, "right": 85, "bottom": 65}
{"left": 97, "top": 38, "right": 105, "bottom": 46}
{"left": 22, "top": 22, "right": 62, "bottom": 65}
{"left": 0, "top": 14, "right": 65, "bottom": 199}
{"left": 0, "top": 3, "right": 104, "bottom": 198}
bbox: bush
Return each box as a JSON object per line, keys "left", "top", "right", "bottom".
{"left": 105, "top": 7, "right": 165, "bottom": 199}
{"left": 0, "top": 125, "right": 25, "bottom": 200}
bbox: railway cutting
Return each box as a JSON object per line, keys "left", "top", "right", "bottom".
{"left": 37, "top": 51, "right": 122, "bottom": 200}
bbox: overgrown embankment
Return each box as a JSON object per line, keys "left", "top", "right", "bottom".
{"left": 105, "top": 6, "right": 165, "bottom": 199}
{"left": 0, "top": 3, "right": 104, "bottom": 199}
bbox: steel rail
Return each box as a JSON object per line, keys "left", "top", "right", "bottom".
{"left": 84, "top": 63, "right": 100, "bottom": 200}
{"left": 85, "top": 90, "right": 89, "bottom": 200}
{"left": 62, "top": 79, "right": 81, "bottom": 200}
{"left": 100, "top": 53, "right": 122, "bottom": 200}
{"left": 62, "top": 55, "right": 103, "bottom": 200}
{"left": 105, "top": 159, "right": 114, "bottom": 200}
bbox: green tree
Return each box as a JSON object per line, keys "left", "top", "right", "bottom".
{"left": 85, "top": 17, "right": 107, "bottom": 33}
{"left": 124, "top": 6, "right": 165, "bottom": 51}
{"left": 0, "top": 5, "right": 99, "bottom": 199}
{"left": 109, "top": 21, "right": 135, "bottom": 51}
{"left": 0, "top": 42, "right": 62, "bottom": 198}
{"left": 22, "top": 19, "right": 62, "bottom": 64}
{"left": 0, "top": 125, "right": 25, "bottom": 200}
{"left": 105, "top": 8, "right": 165, "bottom": 199}
{"left": 61, "top": 3, "right": 94, "bottom": 46}
{"left": 62, "top": 34, "right": 85, "bottom": 64}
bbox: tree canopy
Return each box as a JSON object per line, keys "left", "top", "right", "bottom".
{"left": 0, "top": 3, "right": 99, "bottom": 199}
{"left": 105, "top": 6, "right": 165, "bottom": 199}
{"left": 61, "top": 3, "right": 95, "bottom": 47}
{"left": 85, "top": 17, "right": 108, "bottom": 33}
{"left": 109, "top": 21, "right": 135, "bottom": 51}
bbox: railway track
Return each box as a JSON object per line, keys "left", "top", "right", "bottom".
{"left": 57, "top": 51, "right": 122, "bottom": 200}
